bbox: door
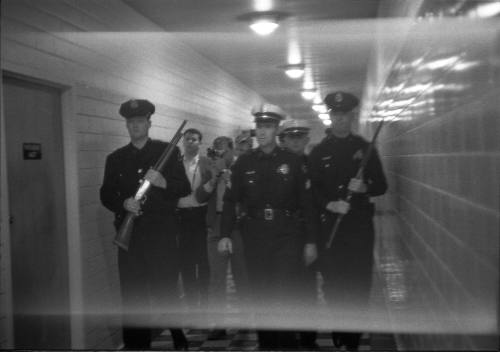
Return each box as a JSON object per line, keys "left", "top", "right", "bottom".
{"left": 3, "top": 75, "right": 70, "bottom": 349}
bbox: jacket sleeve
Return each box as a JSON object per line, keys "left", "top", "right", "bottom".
{"left": 308, "top": 148, "right": 331, "bottom": 210}
{"left": 194, "top": 157, "right": 216, "bottom": 204}
{"left": 296, "top": 158, "right": 318, "bottom": 245}
{"left": 100, "top": 153, "right": 126, "bottom": 214}
{"left": 364, "top": 147, "right": 388, "bottom": 197}
{"left": 220, "top": 158, "right": 244, "bottom": 238}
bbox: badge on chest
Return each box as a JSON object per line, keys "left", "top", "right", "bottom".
{"left": 277, "top": 164, "right": 289, "bottom": 175}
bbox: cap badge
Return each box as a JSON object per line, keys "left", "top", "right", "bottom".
{"left": 130, "top": 100, "right": 139, "bottom": 109}
{"left": 334, "top": 93, "right": 343, "bottom": 103}
{"left": 277, "top": 164, "right": 290, "bottom": 175}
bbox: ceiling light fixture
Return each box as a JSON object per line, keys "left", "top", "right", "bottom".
{"left": 250, "top": 17, "right": 279, "bottom": 35}
{"left": 318, "top": 113, "right": 330, "bottom": 120}
{"left": 322, "top": 119, "right": 332, "bottom": 126}
{"left": 312, "top": 104, "right": 328, "bottom": 113}
{"left": 238, "top": 11, "right": 289, "bottom": 36}
{"left": 301, "top": 88, "right": 317, "bottom": 100}
{"left": 280, "top": 63, "right": 305, "bottom": 79}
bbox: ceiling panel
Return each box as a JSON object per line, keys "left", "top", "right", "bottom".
{"left": 123, "top": 0, "right": 386, "bottom": 125}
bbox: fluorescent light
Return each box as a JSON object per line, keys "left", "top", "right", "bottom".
{"left": 254, "top": 0, "right": 273, "bottom": 12}
{"left": 283, "top": 64, "right": 305, "bottom": 79}
{"left": 322, "top": 119, "right": 332, "bottom": 126}
{"left": 249, "top": 18, "right": 279, "bottom": 35}
{"left": 312, "top": 104, "right": 328, "bottom": 113}
{"left": 301, "top": 89, "right": 316, "bottom": 100}
{"left": 470, "top": 2, "right": 500, "bottom": 18}
{"left": 318, "top": 113, "right": 330, "bottom": 120}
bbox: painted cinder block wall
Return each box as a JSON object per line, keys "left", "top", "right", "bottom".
{"left": 0, "top": 0, "right": 261, "bottom": 348}
{"left": 363, "top": 1, "right": 499, "bottom": 350}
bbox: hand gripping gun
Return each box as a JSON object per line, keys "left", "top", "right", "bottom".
{"left": 113, "top": 120, "right": 187, "bottom": 251}
{"left": 325, "top": 118, "right": 385, "bottom": 249}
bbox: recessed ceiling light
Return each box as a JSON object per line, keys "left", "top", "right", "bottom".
{"left": 301, "top": 88, "right": 317, "bottom": 100}
{"left": 312, "top": 104, "right": 328, "bottom": 113}
{"left": 318, "top": 113, "right": 330, "bottom": 120}
{"left": 238, "top": 11, "right": 289, "bottom": 36}
{"left": 280, "top": 63, "right": 305, "bottom": 79}
{"left": 322, "top": 119, "right": 332, "bottom": 126}
{"left": 249, "top": 18, "right": 279, "bottom": 35}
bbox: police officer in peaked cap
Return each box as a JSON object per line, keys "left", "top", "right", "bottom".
{"left": 234, "top": 130, "right": 254, "bottom": 158}
{"left": 280, "top": 119, "right": 320, "bottom": 349}
{"left": 308, "top": 92, "right": 388, "bottom": 351}
{"left": 280, "top": 119, "right": 311, "bottom": 156}
{"left": 100, "top": 99, "right": 191, "bottom": 350}
{"left": 219, "top": 103, "right": 317, "bottom": 349}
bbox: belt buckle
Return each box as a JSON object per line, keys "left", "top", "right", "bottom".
{"left": 264, "top": 208, "right": 273, "bottom": 220}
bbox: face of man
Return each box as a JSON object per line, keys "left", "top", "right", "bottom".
{"left": 234, "top": 140, "right": 252, "bottom": 157}
{"left": 283, "top": 133, "right": 310, "bottom": 155}
{"left": 183, "top": 132, "right": 201, "bottom": 156}
{"left": 126, "top": 115, "right": 151, "bottom": 142}
{"left": 330, "top": 110, "right": 355, "bottom": 137}
{"left": 213, "top": 139, "right": 234, "bottom": 166}
{"left": 255, "top": 121, "right": 279, "bottom": 149}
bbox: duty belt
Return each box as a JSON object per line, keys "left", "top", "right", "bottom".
{"left": 247, "top": 208, "right": 294, "bottom": 221}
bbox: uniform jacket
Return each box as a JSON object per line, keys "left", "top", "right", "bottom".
{"left": 100, "top": 138, "right": 191, "bottom": 229}
{"left": 220, "top": 146, "right": 316, "bottom": 243}
{"left": 308, "top": 133, "right": 387, "bottom": 214}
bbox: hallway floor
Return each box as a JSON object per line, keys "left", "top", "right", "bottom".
{"left": 151, "top": 329, "right": 397, "bottom": 351}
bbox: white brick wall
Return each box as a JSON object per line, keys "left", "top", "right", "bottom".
{"left": 1, "top": 0, "right": 262, "bottom": 348}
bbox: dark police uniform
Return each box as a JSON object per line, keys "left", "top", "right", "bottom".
{"left": 220, "top": 105, "right": 315, "bottom": 348}
{"left": 100, "top": 99, "right": 191, "bottom": 349}
{"left": 308, "top": 92, "right": 387, "bottom": 350}
{"left": 280, "top": 119, "right": 319, "bottom": 348}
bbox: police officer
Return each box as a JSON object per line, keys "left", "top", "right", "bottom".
{"left": 234, "top": 130, "right": 253, "bottom": 157}
{"left": 219, "top": 104, "right": 317, "bottom": 349}
{"left": 100, "top": 99, "right": 191, "bottom": 350}
{"left": 308, "top": 92, "right": 388, "bottom": 351}
{"left": 280, "top": 119, "right": 319, "bottom": 349}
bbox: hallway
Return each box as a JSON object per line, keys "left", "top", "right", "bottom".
{"left": 1, "top": 0, "right": 499, "bottom": 350}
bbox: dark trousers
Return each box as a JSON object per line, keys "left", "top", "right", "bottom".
{"left": 241, "top": 216, "right": 303, "bottom": 348}
{"left": 177, "top": 206, "right": 210, "bottom": 310}
{"left": 319, "top": 210, "right": 375, "bottom": 350}
{"left": 118, "top": 219, "right": 184, "bottom": 349}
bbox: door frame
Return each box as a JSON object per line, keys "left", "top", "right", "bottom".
{"left": 0, "top": 71, "right": 83, "bottom": 349}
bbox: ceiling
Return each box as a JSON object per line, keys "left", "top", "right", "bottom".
{"left": 123, "top": 0, "right": 390, "bottom": 124}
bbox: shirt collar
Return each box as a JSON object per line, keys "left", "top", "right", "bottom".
{"left": 183, "top": 153, "right": 199, "bottom": 164}
{"left": 256, "top": 146, "right": 279, "bottom": 159}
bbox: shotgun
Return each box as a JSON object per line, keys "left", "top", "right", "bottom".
{"left": 114, "top": 120, "right": 187, "bottom": 251}
{"left": 325, "top": 118, "right": 385, "bottom": 249}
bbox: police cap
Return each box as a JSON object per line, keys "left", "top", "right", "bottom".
{"left": 235, "top": 130, "right": 252, "bottom": 144}
{"left": 119, "top": 99, "right": 155, "bottom": 119}
{"left": 280, "top": 119, "right": 310, "bottom": 136}
{"left": 324, "top": 91, "right": 359, "bottom": 113}
{"left": 251, "top": 103, "right": 286, "bottom": 124}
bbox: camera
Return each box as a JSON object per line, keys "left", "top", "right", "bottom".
{"left": 207, "top": 147, "right": 223, "bottom": 160}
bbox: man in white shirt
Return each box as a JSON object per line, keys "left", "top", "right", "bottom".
{"left": 177, "top": 128, "right": 218, "bottom": 315}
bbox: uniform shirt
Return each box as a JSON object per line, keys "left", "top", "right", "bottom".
{"left": 100, "top": 138, "right": 191, "bottom": 227}
{"left": 308, "top": 133, "right": 387, "bottom": 212}
{"left": 220, "top": 146, "right": 316, "bottom": 243}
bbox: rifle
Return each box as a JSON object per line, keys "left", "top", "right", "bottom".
{"left": 325, "top": 118, "right": 385, "bottom": 249}
{"left": 113, "top": 120, "right": 187, "bottom": 251}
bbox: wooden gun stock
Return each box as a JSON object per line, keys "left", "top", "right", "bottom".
{"left": 113, "top": 120, "right": 187, "bottom": 251}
